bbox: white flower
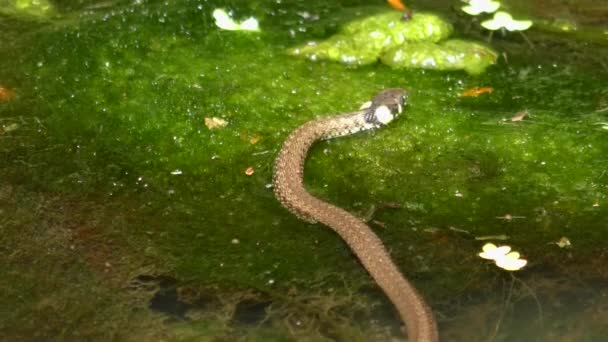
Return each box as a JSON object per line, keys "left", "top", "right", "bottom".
{"left": 481, "top": 11, "right": 532, "bottom": 31}
{"left": 479, "top": 242, "right": 527, "bottom": 271}
{"left": 213, "top": 9, "right": 239, "bottom": 30}
{"left": 495, "top": 251, "right": 528, "bottom": 271}
{"left": 239, "top": 17, "right": 260, "bottom": 31}
{"left": 461, "top": 0, "right": 501, "bottom": 16}
{"left": 479, "top": 243, "right": 511, "bottom": 260}
{"left": 213, "top": 8, "right": 260, "bottom": 32}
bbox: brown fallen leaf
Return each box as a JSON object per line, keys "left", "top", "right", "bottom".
{"left": 239, "top": 131, "right": 262, "bottom": 144}
{"left": 460, "top": 87, "right": 494, "bottom": 97}
{"left": 249, "top": 135, "right": 261, "bottom": 144}
{"left": 0, "top": 86, "right": 15, "bottom": 102}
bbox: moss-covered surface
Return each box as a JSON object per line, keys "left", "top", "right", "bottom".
{"left": 1, "top": 0, "right": 608, "bottom": 340}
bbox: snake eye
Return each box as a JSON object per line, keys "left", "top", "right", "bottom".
{"left": 400, "top": 92, "right": 408, "bottom": 106}
{"left": 396, "top": 92, "right": 408, "bottom": 114}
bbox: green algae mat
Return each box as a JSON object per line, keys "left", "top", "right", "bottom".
{"left": 1, "top": 0, "right": 608, "bottom": 340}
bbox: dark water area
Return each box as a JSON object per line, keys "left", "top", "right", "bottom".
{"left": 1, "top": 0, "right": 607, "bottom": 340}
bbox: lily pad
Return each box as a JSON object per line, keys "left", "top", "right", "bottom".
{"left": 289, "top": 11, "right": 453, "bottom": 66}
{"left": 380, "top": 39, "right": 498, "bottom": 75}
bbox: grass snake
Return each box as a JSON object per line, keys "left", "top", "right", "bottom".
{"left": 272, "top": 89, "right": 438, "bottom": 341}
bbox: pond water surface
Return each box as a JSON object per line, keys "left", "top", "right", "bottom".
{"left": 1, "top": 0, "right": 607, "bottom": 341}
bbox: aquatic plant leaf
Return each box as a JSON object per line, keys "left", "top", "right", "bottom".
{"left": 0, "top": 0, "right": 55, "bottom": 18}
{"left": 340, "top": 12, "right": 452, "bottom": 43}
{"left": 380, "top": 39, "right": 497, "bottom": 74}
{"left": 289, "top": 11, "right": 453, "bottom": 66}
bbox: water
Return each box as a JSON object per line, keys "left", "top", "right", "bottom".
{"left": 1, "top": 0, "right": 607, "bottom": 340}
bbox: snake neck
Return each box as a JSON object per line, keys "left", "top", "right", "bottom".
{"left": 273, "top": 111, "right": 369, "bottom": 222}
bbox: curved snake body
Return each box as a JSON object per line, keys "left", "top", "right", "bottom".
{"left": 273, "top": 89, "right": 438, "bottom": 341}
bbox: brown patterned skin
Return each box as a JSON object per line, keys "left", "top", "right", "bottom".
{"left": 272, "top": 89, "right": 438, "bottom": 341}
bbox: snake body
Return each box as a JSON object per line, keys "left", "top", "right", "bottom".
{"left": 273, "top": 89, "right": 438, "bottom": 341}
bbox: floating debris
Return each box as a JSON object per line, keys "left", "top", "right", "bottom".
{"left": 475, "top": 234, "right": 509, "bottom": 241}
{"left": 204, "top": 117, "right": 228, "bottom": 129}
{"left": 510, "top": 109, "right": 529, "bottom": 122}
{"left": 0, "top": 86, "right": 16, "bottom": 102}
{"left": 249, "top": 135, "right": 260, "bottom": 144}
{"left": 387, "top": 0, "right": 407, "bottom": 11}
{"left": 448, "top": 226, "right": 471, "bottom": 235}
{"left": 496, "top": 213, "right": 526, "bottom": 221}
{"left": 460, "top": 86, "right": 494, "bottom": 97}
{"left": 241, "top": 131, "right": 261, "bottom": 144}
{"left": 554, "top": 236, "right": 572, "bottom": 248}
{"left": 0, "top": 122, "right": 19, "bottom": 135}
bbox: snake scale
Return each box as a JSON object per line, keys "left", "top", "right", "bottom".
{"left": 272, "top": 89, "right": 438, "bottom": 341}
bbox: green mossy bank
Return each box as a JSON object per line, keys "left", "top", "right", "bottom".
{"left": 1, "top": 0, "right": 608, "bottom": 340}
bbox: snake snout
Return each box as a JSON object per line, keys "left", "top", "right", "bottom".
{"left": 399, "top": 90, "right": 408, "bottom": 110}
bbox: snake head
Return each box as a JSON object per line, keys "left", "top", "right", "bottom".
{"left": 363, "top": 88, "right": 408, "bottom": 125}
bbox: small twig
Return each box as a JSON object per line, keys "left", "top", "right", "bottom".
{"left": 511, "top": 274, "right": 544, "bottom": 329}
{"left": 488, "top": 276, "right": 515, "bottom": 342}
{"left": 518, "top": 32, "right": 535, "bottom": 49}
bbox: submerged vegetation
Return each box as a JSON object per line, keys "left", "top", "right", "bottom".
{"left": 0, "top": 0, "right": 55, "bottom": 18}
{"left": 1, "top": 0, "right": 608, "bottom": 340}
